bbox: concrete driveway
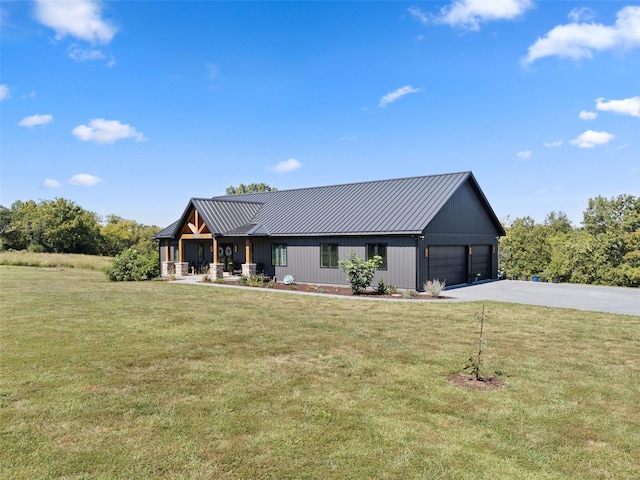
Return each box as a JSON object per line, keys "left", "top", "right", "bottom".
{"left": 447, "top": 280, "right": 640, "bottom": 316}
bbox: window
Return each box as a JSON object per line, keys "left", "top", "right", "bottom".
{"left": 366, "top": 243, "right": 387, "bottom": 270}
{"left": 320, "top": 243, "right": 339, "bottom": 268}
{"left": 198, "top": 244, "right": 204, "bottom": 263}
{"left": 271, "top": 243, "right": 287, "bottom": 267}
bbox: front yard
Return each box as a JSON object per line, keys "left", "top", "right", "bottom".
{"left": 1, "top": 265, "right": 638, "bottom": 479}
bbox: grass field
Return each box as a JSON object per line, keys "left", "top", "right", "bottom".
{"left": 0, "top": 251, "right": 112, "bottom": 271}
{"left": 1, "top": 265, "right": 639, "bottom": 479}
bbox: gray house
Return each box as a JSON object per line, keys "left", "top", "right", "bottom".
{"left": 155, "top": 171, "right": 505, "bottom": 290}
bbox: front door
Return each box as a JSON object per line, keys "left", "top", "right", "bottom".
{"left": 219, "top": 243, "right": 234, "bottom": 272}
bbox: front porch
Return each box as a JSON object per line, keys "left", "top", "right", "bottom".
{"left": 161, "top": 259, "right": 257, "bottom": 280}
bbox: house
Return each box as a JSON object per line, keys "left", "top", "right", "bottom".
{"left": 155, "top": 171, "right": 506, "bottom": 290}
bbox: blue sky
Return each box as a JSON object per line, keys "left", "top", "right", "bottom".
{"left": 1, "top": 0, "right": 639, "bottom": 228}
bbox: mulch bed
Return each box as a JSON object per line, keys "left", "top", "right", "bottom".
{"left": 215, "top": 279, "right": 452, "bottom": 300}
{"left": 446, "top": 373, "right": 506, "bottom": 390}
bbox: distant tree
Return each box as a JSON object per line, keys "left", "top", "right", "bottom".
{"left": 0, "top": 205, "right": 13, "bottom": 250}
{"left": 578, "top": 195, "right": 640, "bottom": 286}
{"left": 500, "top": 216, "right": 551, "bottom": 278}
{"left": 582, "top": 195, "right": 640, "bottom": 236}
{"left": 544, "top": 211, "right": 573, "bottom": 235}
{"left": 100, "top": 215, "right": 160, "bottom": 256}
{"left": 2, "top": 200, "right": 46, "bottom": 251}
{"left": 38, "top": 198, "right": 102, "bottom": 254}
{"left": 225, "top": 183, "right": 277, "bottom": 195}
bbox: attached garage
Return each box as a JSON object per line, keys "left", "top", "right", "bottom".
{"left": 428, "top": 246, "right": 467, "bottom": 286}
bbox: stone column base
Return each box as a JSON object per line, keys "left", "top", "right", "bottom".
{"left": 174, "top": 262, "right": 189, "bottom": 277}
{"left": 241, "top": 263, "right": 256, "bottom": 277}
{"left": 161, "top": 261, "right": 174, "bottom": 277}
{"left": 209, "top": 263, "right": 224, "bottom": 280}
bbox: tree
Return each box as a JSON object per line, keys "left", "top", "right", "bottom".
{"left": 100, "top": 215, "right": 160, "bottom": 257}
{"left": 226, "top": 183, "right": 277, "bottom": 195}
{"left": 500, "top": 216, "right": 551, "bottom": 278}
{"left": 38, "top": 198, "right": 102, "bottom": 254}
{"left": 582, "top": 195, "right": 640, "bottom": 236}
{"left": 338, "top": 250, "right": 383, "bottom": 294}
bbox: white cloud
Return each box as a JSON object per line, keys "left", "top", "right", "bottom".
{"left": 408, "top": 6, "right": 430, "bottom": 25}
{"left": 18, "top": 114, "right": 53, "bottom": 127}
{"left": 72, "top": 119, "right": 146, "bottom": 144}
{"left": 568, "top": 7, "right": 596, "bottom": 23}
{"left": 34, "top": 0, "right": 117, "bottom": 44}
{"left": 579, "top": 110, "right": 597, "bottom": 120}
{"left": 436, "top": 0, "right": 533, "bottom": 31}
{"left": 516, "top": 150, "right": 532, "bottom": 159}
{"left": 523, "top": 6, "right": 640, "bottom": 65}
{"left": 68, "top": 46, "right": 105, "bottom": 62}
{"left": 268, "top": 158, "right": 302, "bottom": 173}
{"left": 0, "top": 84, "right": 9, "bottom": 101}
{"left": 379, "top": 85, "right": 421, "bottom": 107}
{"left": 570, "top": 130, "right": 614, "bottom": 148}
{"left": 69, "top": 173, "right": 101, "bottom": 186}
{"left": 544, "top": 139, "right": 564, "bottom": 148}
{"left": 596, "top": 96, "right": 640, "bottom": 118}
{"left": 43, "top": 178, "right": 61, "bottom": 188}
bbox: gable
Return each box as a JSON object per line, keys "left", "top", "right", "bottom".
{"left": 423, "top": 179, "right": 504, "bottom": 235}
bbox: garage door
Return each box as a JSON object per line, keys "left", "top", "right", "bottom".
{"left": 471, "top": 245, "right": 492, "bottom": 280}
{"left": 429, "top": 246, "right": 467, "bottom": 286}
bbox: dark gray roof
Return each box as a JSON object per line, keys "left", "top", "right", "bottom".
{"left": 155, "top": 219, "right": 179, "bottom": 238}
{"left": 156, "top": 171, "right": 504, "bottom": 238}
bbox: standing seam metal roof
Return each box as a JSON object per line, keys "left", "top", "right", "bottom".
{"left": 155, "top": 171, "right": 504, "bottom": 239}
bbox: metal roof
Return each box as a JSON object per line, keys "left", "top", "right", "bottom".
{"left": 156, "top": 171, "right": 505, "bottom": 238}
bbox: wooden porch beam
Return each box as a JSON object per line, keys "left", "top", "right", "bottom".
{"left": 213, "top": 236, "right": 219, "bottom": 264}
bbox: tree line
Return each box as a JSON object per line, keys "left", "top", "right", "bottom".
{"left": 499, "top": 194, "right": 640, "bottom": 287}
{"left": 0, "top": 198, "right": 160, "bottom": 257}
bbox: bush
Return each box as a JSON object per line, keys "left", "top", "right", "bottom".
{"left": 424, "top": 279, "right": 446, "bottom": 297}
{"left": 103, "top": 248, "right": 159, "bottom": 281}
{"left": 377, "top": 278, "right": 389, "bottom": 295}
{"left": 338, "top": 250, "right": 383, "bottom": 294}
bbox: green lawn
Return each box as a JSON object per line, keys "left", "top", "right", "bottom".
{"left": 1, "top": 265, "right": 639, "bottom": 479}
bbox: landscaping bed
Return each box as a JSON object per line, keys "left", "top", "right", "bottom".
{"left": 213, "top": 278, "right": 452, "bottom": 299}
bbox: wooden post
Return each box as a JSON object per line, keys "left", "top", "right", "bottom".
{"left": 245, "top": 238, "right": 252, "bottom": 264}
{"left": 179, "top": 238, "right": 184, "bottom": 262}
{"left": 213, "top": 237, "right": 219, "bottom": 264}
{"left": 165, "top": 242, "right": 170, "bottom": 262}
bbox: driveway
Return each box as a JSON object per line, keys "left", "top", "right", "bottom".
{"left": 447, "top": 280, "right": 640, "bottom": 316}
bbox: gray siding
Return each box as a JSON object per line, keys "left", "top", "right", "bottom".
{"left": 248, "top": 236, "right": 417, "bottom": 289}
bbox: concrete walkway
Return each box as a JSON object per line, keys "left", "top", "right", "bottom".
{"left": 446, "top": 280, "right": 640, "bottom": 316}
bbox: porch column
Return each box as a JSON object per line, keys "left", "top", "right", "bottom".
{"left": 242, "top": 238, "right": 256, "bottom": 277}
{"left": 179, "top": 238, "right": 184, "bottom": 262}
{"left": 245, "top": 238, "right": 252, "bottom": 264}
{"left": 209, "top": 236, "right": 223, "bottom": 279}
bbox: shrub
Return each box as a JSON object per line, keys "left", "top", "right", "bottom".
{"left": 376, "top": 278, "right": 389, "bottom": 295}
{"left": 424, "top": 279, "right": 446, "bottom": 297}
{"left": 402, "top": 289, "right": 417, "bottom": 299}
{"left": 338, "top": 250, "right": 383, "bottom": 295}
{"left": 103, "top": 248, "right": 159, "bottom": 281}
